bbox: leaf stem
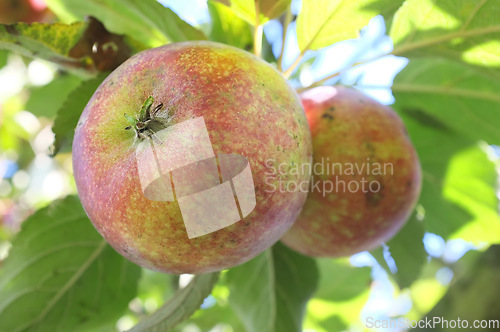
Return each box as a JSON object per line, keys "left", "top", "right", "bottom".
{"left": 390, "top": 83, "right": 500, "bottom": 102}
{"left": 392, "top": 25, "right": 500, "bottom": 56}
{"left": 284, "top": 2, "right": 345, "bottom": 79}
{"left": 296, "top": 57, "right": 383, "bottom": 93}
{"left": 299, "top": 23, "right": 500, "bottom": 92}
{"left": 297, "top": 71, "right": 340, "bottom": 93}
{"left": 254, "top": 1, "right": 263, "bottom": 58}
{"left": 353, "top": 83, "right": 500, "bottom": 104}
{"left": 283, "top": 50, "right": 305, "bottom": 79}
{"left": 129, "top": 273, "right": 220, "bottom": 332}
{"left": 277, "top": 8, "right": 292, "bottom": 72}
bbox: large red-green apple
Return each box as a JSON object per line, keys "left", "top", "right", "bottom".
{"left": 72, "top": 41, "right": 312, "bottom": 274}
{"left": 281, "top": 86, "right": 421, "bottom": 257}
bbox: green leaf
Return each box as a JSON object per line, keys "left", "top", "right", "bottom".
{"left": 259, "top": 0, "right": 292, "bottom": 21}
{"left": 0, "top": 49, "right": 8, "bottom": 68}
{"left": 51, "top": 72, "right": 108, "bottom": 155}
{"left": 213, "top": 0, "right": 291, "bottom": 25}
{"left": 136, "top": 269, "right": 177, "bottom": 305}
{"left": 391, "top": 0, "right": 500, "bottom": 68}
{"left": 370, "top": 0, "right": 405, "bottom": 31}
{"left": 441, "top": 144, "right": 500, "bottom": 243}
{"left": 314, "top": 258, "right": 371, "bottom": 301}
{"left": 0, "top": 21, "right": 89, "bottom": 71}
{"left": 296, "top": 0, "right": 399, "bottom": 51}
{"left": 418, "top": 246, "right": 500, "bottom": 329}
{"left": 0, "top": 17, "right": 133, "bottom": 74}
{"left": 208, "top": 0, "right": 253, "bottom": 50}
{"left": 46, "top": 0, "right": 206, "bottom": 48}
{"left": 226, "top": 242, "right": 318, "bottom": 332}
{"left": 394, "top": 106, "right": 500, "bottom": 245}
{"left": 171, "top": 279, "right": 246, "bottom": 331}
{"left": 130, "top": 273, "right": 220, "bottom": 332}
{"left": 372, "top": 216, "right": 427, "bottom": 289}
{"left": 392, "top": 58, "right": 500, "bottom": 146}
{"left": 175, "top": 295, "right": 246, "bottom": 332}
{"left": 304, "top": 259, "right": 371, "bottom": 332}
{"left": 26, "top": 74, "right": 82, "bottom": 117}
{"left": 0, "top": 98, "right": 30, "bottom": 151}
{"left": 0, "top": 195, "right": 141, "bottom": 332}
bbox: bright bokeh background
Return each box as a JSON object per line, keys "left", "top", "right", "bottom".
{"left": 0, "top": 1, "right": 482, "bottom": 331}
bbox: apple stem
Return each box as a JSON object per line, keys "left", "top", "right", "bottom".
{"left": 124, "top": 96, "right": 165, "bottom": 140}
{"left": 277, "top": 8, "right": 293, "bottom": 73}
{"left": 253, "top": 1, "right": 263, "bottom": 58}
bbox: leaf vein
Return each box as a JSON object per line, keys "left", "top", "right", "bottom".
{"left": 12, "top": 240, "right": 107, "bottom": 332}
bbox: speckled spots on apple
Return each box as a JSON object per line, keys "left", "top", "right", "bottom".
{"left": 281, "top": 86, "right": 421, "bottom": 258}
{"left": 73, "top": 41, "right": 312, "bottom": 274}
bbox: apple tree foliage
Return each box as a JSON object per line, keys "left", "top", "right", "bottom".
{"left": 1, "top": 0, "right": 500, "bottom": 331}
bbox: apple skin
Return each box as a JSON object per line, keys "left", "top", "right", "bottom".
{"left": 281, "top": 86, "right": 421, "bottom": 257}
{"left": 72, "top": 41, "right": 312, "bottom": 274}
